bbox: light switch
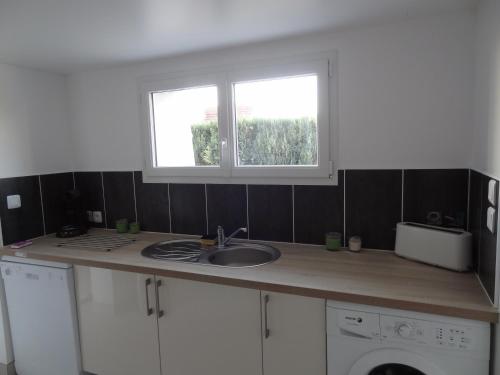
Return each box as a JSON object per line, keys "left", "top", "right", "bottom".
{"left": 488, "top": 179, "right": 497, "bottom": 206}
{"left": 6, "top": 195, "right": 21, "bottom": 209}
{"left": 487, "top": 207, "right": 496, "bottom": 234}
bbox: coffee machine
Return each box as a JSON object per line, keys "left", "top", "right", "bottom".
{"left": 56, "top": 189, "right": 88, "bottom": 238}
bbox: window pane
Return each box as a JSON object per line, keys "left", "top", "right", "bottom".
{"left": 151, "top": 86, "right": 219, "bottom": 167}
{"left": 233, "top": 75, "right": 318, "bottom": 167}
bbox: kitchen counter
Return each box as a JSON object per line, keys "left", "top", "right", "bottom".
{"left": 0, "top": 229, "right": 497, "bottom": 322}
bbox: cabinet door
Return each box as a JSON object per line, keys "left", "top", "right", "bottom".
{"left": 75, "top": 266, "right": 161, "bottom": 375}
{"left": 262, "top": 292, "right": 326, "bottom": 375}
{"left": 156, "top": 277, "right": 262, "bottom": 375}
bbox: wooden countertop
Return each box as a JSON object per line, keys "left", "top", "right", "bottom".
{"left": 1, "top": 230, "right": 497, "bottom": 322}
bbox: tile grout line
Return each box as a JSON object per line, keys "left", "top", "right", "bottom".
{"left": 132, "top": 172, "right": 138, "bottom": 223}
{"left": 38, "top": 175, "right": 47, "bottom": 235}
{"left": 167, "top": 183, "right": 173, "bottom": 233}
{"left": 466, "top": 169, "right": 471, "bottom": 232}
{"left": 246, "top": 185, "right": 250, "bottom": 240}
{"left": 343, "top": 170, "right": 346, "bottom": 247}
{"left": 204, "top": 184, "right": 209, "bottom": 234}
{"left": 401, "top": 169, "right": 405, "bottom": 222}
{"left": 292, "top": 185, "right": 295, "bottom": 243}
{"left": 101, "top": 172, "right": 108, "bottom": 229}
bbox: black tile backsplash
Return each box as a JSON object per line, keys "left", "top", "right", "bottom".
{"left": 1, "top": 169, "right": 494, "bottom": 296}
{"left": 0, "top": 176, "right": 44, "bottom": 245}
{"left": 469, "top": 172, "right": 498, "bottom": 301}
{"left": 0, "top": 168, "right": 495, "bottom": 303}
{"left": 74, "top": 172, "right": 105, "bottom": 228}
{"left": 479, "top": 223, "right": 496, "bottom": 301}
{"left": 0, "top": 169, "right": 476, "bottom": 250}
{"left": 103, "top": 172, "right": 136, "bottom": 229}
{"left": 294, "top": 170, "right": 344, "bottom": 245}
{"left": 40, "top": 172, "right": 75, "bottom": 234}
{"left": 346, "top": 170, "right": 402, "bottom": 250}
{"left": 206, "top": 184, "right": 247, "bottom": 238}
{"left": 404, "top": 169, "right": 468, "bottom": 228}
{"left": 169, "top": 184, "right": 206, "bottom": 235}
{"left": 134, "top": 172, "right": 170, "bottom": 233}
{"left": 248, "top": 185, "right": 293, "bottom": 242}
{"left": 469, "top": 170, "right": 483, "bottom": 269}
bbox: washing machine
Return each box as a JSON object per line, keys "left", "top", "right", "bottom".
{"left": 327, "top": 301, "right": 490, "bottom": 375}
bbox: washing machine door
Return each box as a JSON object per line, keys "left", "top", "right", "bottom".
{"left": 348, "top": 349, "right": 446, "bottom": 375}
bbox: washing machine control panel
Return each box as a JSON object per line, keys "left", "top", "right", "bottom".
{"left": 336, "top": 309, "right": 380, "bottom": 339}
{"left": 381, "top": 315, "right": 477, "bottom": 351}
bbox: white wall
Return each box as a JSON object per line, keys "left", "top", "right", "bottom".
{"left": 67, "top": 11, "right": 475, "bottom": 172}
{"left": 473, "top": 1, "right": 500, "bottom": 373}
{"left": 472, "top": 0, "right": 500, "bottom": 179}
{"left": 0, "top": 63, "right": 70, "bottom": 366}
{"left": 0, "top": 63, "right": 71, "bottom": 178}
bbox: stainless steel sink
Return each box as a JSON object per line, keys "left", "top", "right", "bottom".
{"left": 203, "top": 243, "right": 280, "bottom": 267}
{"left": 141, "top": 240, "right": 280, "bottom": 267}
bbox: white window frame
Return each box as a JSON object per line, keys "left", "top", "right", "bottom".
{"left": 139, "top": 52, "right": 338, "bottom": 185}
{"left": 140, "top": 72, "right": 230, "bottom": 178}
{"left": 227, "top": 59, "right": 330, "bottom": 178}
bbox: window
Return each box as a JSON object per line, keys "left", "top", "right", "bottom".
{"left": 140, "top": 53, "right": 336, "bottom": 184}
{"left": 151, "top": 86, "right": 219, "bottom": 168}
{"left": 233, "top": 75, "right": 318, "bottom": 167}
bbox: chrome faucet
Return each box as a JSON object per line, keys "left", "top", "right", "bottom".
{"left": 217, "top": 226, "right": 225, "bottom": 248}
{"left": 217, "top": 226, "right": 247, "bottom": 248}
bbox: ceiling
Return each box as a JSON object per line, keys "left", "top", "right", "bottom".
{"left": 0, "top": 0, "right": 477, "bottom": 74}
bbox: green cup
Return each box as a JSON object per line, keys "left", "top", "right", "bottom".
{"left": 116, "top": 219, "right": 129, "bottom": 234}
{"left": 325, "top": 232, "right": 341, "bottom": 251}
{"left": 129, "top": 222, "right": 140, "bottom": 234}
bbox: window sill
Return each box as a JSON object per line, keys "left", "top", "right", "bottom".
{"left": 141, "top": 173, "right": 339, "bottom": 186}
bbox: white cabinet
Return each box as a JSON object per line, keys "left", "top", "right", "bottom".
{"left": 75, "top": 266, "right": 161, "bottom": 375}
{"left": 75, "top": 266, "right": 326, "bottom": 375}
{"left": 261, "top": 291, "right": 326, "bottom": 375}
{"left": 156, "top": 277, "right": 262, "bottom": 375}
{"left": 75, "top": 267, "right": 262, "bottom": 375}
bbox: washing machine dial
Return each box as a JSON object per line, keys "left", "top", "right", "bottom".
{"left": 396, "top": 323, "right": 413, "bottom": 338}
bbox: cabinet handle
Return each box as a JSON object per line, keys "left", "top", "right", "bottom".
{"left": 145, "top": 278, "right": 153, "bottom": 316}
{"left": 264, "top": 294, "right": 270, "bottom": 338}
{"left": 155, "top": 279, "right": 165, "bottom": 318}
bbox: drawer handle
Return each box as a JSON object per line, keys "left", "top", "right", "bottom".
{"left": 264, "top": 294, "right": 270, "bottom": 338}
{"left": 155, "top": 279, "right": 165, "bottom": 318}
{"left": 145, "top": 278, "right": 153, "bottom": 316}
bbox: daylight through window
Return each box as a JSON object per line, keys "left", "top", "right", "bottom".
{"left": 140, "top": 55, "right": 334, "bottom": 182}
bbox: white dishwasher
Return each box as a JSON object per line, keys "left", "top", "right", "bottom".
{"left": 0, "top": 257, "right": 81, "bottom": 375}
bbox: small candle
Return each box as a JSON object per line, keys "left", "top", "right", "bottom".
{"left": 116, "top": 218, "right": 129, "bottom": 233}
{"left": 325, "top": 232, "right": 342, "bottom": 251}
{"left": 129, "top": 222, "right": 140, "bottom": 234}
{"left": 349, "top": 236, "right": 362, "bottom": 252}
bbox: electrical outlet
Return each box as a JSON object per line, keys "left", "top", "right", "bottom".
{"left": 488, "top": 179, "right": 497, "bottom": 206}
{"left": 86, "top": 211, "right": 94, "bottom": 222}
{"left": 93, "top": 211, "right": 103, "bottom": 224}
{"left": 487, "top": 207, "right": 496, "bottom": 234}
{"left": 7, "top": 195, "right": 21, "bottom": 209}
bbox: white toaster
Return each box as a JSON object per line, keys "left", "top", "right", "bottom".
{"left": 395, "top": 222, "right": 472, "bottom": 272}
